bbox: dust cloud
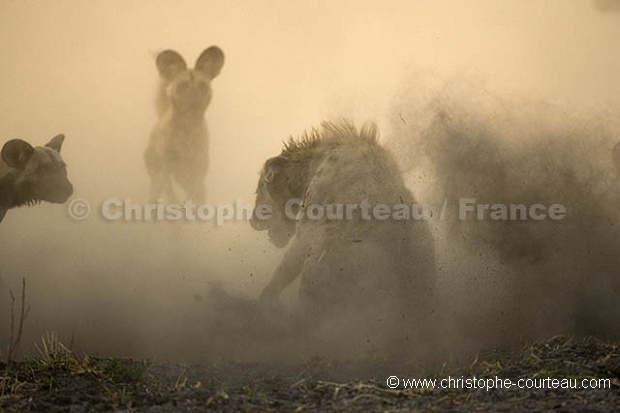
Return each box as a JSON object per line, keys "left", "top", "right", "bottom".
{"left": 594, "top": 0, "right": 620, "bottom": 13}
{"left": 389, "top": 76, "right": 620, "bottom": 356}
{"left": 1, "top": 0, "right": 620, "bottom": 367}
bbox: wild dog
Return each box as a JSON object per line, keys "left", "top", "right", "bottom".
{"left": 0, "top": 134, "right": 73, "bottom": 222}
{"left": 144, "top": 46, "right": 225, "bottom": 203}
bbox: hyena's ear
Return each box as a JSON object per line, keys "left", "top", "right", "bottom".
{"left": 156, "top": 50, "right": 187, "bottom": 81}
{"left": 263, "top": 156, "right": 286, "bottom": 183}
{"left": 1, "top": 139, "right": 35, "bottom": 170}
{"left": 195, "top": 46, "right": 224, "bottom": 80}
{"left": 45, "top": 134, "right": 65, "bottom": 152}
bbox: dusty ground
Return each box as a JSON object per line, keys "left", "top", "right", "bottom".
{"left": 0, "top": 335, "right": 618, "bottom": 412}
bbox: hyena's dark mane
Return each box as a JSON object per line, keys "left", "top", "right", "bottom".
{"left": 280, "top": 120, "right": 379, "bottom": 161}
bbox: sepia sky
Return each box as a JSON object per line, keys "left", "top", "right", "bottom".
{"left": 1, "top": 1, "right": 619, "bottom": 198}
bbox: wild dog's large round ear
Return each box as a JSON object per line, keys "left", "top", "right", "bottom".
{"left": 195, "top": 46, "right": 224, "bottom": 80}
{"left": 156, "top": 50, "right": 187, "bottom": 81}
{"left": 45, "top": 134, "right": 65, "bottom": 152}
{"left": 1, "top": 139, "right": 35, "bottom": 170}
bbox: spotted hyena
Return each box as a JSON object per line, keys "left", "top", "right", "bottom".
{"left": 0, "top": 134, "right": 73, "bottom": 222}
{"left": 251, "top": 121, "right": 435, "bottom": 354}
{"left": 144, "top": 46, "right": 225, "bottom": 203}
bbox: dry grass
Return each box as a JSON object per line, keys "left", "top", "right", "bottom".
{"left": 0, "top": 298, "right": 618, "bottom": 413}
{"left": 4, "top": 277, "right": 30, "bottom": 363}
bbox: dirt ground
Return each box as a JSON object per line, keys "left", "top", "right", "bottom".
{"left": 0, "top": 335, "right": 618, "bottom": 412}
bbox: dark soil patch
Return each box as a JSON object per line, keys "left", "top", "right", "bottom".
{"left": 1, "top": 336, "right": 618, "bottom": 412}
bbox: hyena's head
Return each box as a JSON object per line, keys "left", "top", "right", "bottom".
{"left": 156, "top": 46, "right": 224, "bottom": 115}
{"left": 1, "top": 134, "right": 73, "bottom": 207}
{"left": 251, "top": 155, "right": 302, "bottom": 248}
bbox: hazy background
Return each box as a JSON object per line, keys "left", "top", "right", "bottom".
{"left": 1, "top": 0, "right": 620, "bottom": 363}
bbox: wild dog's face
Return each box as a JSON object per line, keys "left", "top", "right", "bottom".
{"left": 251, "top": 156, "right": 298, "bottom": 248}
{"left": 156, "top": 46, "right": 225, "bottom": 115}
{"left": 1, "top": 134, "right": 73, "bottom": 205}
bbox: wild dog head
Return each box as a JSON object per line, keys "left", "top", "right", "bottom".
{"left": 156, "top": 46, "right": 225, "bottom": 116}
{"left": 1, "top": 134, "right": 73, "bottom": 221}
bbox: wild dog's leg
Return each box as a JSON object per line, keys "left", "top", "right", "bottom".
{"left": 162, "top": 177, "right": 177, "bottom": 203}
{"left": 259, "top": 236, "right": 310, "bottom": 304}
{"left": 174, "top": 173, "right": 206, "bottom": 204}
{"left": 145, "top": 166, "right": 174, "bottom": 203}
{"left": 144, "top": 146, "right": 177, "bottom": 203}
{"left": 185, "top": 180, "right": 206, "bottom": 205}
{"left": 144, "top": 146, "right": 160, "bottom": 200}
{"left": 148, "top": 174, "right": 177, "bottom": 203}
{"left": 147, "top": 176, "right": 162, "bottom": 201}
{"left": 146, "top": 166, "right": 163, "bottom": 201}
{"left": 191, "top": 184, "right": 206, "bottom": 205}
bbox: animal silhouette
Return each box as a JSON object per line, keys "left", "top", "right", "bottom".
{"left": 0, "top": 134, "right": 73, "bottom": 222}
{"left": 144, "top": 46, "right": 224, "bottom": 203}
